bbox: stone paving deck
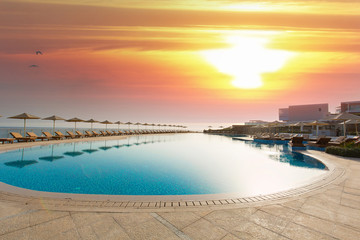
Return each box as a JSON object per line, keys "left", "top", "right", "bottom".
{"left": 0, "top": 137, "right": 359, "bottom": 239}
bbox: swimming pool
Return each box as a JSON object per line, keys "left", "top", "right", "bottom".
{"left": 0, "top": 134, "right": 327, "bottom": 197}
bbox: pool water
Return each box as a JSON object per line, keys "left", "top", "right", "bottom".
{"left": 0, "top": 134, "right": 327, "bottom": 196}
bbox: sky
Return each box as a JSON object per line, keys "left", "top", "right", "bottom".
{"left": 0, "top": 0, "right": 359, "bottom": 129}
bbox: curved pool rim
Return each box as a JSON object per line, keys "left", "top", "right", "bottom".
{"left": 0, "top": 134, "right": 344, "bottom": 209}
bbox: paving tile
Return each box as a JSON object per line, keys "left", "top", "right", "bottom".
{"left": 343, "top": 187, "right": 360, "bottom": 196}
{"left": 0, "top": 210, "right": 31, "bottom": 235}
{"left": 116, "top": 216, "right": 179, "bottom": 240}
{"left": 231, "top": 221, "right": 289, "bottom": 240}
{"left": 292, "top": 212, "right": 336, "bottom": 236}
{"left": 182, "top": 218, "right": 228, "bottom": 240}
{"left": 70, "top": 212, "right": 107, "bottom": 227}
{"left": 336, "top": 213, "right": 360, "bottom": 229}
{"left": 0, "top": 228, "right": 31, "bottom": 240}
{"left": 51, "top": 228, "right": 80, "bottom": 240}
{"left": 0, "top": 204, "right": 28, "bottom": 219}
{"left": 311, "top": 190, "right": 343, "bottom": 204}
{"left": 76, "top": 225, "right": 98, "bottom": 240}
{"left": 221, "top": 233, "right": 241, "bottom": 240}
{"left": 204, "top": 209, "right": 248, "bottom": 231}
{"left": 27, "top": 215, "right": 75, "bottom": 240}
{"left": 341, "top": 197, "right": 360, "bottom": 209}
{"left": 280, "top": 199, "right": 305, "bottom": 210}
{"left": 282, "top": 222, "right": 337, "bottom": 240}
{"left": 228, "top": 207, "right": 257, "bottom": 219}
{"left": 259, "top": 204, "right": 297, "bottom": 220}
{"left": 90, "top": 216, "right": 131, "bottom": 240}
{"left": 112, "top": 213, "right": 153, "bottom": 228}
{"left": 333, "top": 223, "right": 360, "bottom": 240}
{"left": 249, "top": 209, "right": 290, "bottom": 233}
{"left": 29, "top": 210, "right": 69, "bottom": 226}
{"left": 300, "top": 201, "right": 337, "bottom": 222}
{"left": 193, "top": 210, "right": 213, "bottom": 218}
{"left": 157, "top": 211, "right": 202, "bottom": 230}
{"left": 344, "top": 179, "right": 360, "bottom": 189}
{"left": 337, "top": 204, "right": 360, "bottom": 220}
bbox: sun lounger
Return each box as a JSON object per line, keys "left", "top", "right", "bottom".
{"left": 84, "top": 131, "right": 93, "bottom": 137}
{"left": 75, "top": 131, "right": 86, "bottom": 138}
{"left": 106, "top": 130, "right": 115, "bottom": 136}
{"left": 10, "top": 132, "right": 36, "bottom": 142}
{"left": 99, "top": 130, "right": 108, "bottom": 136}
{"left": 26, "top": 132, "right": 50, "bottom": 141}
{"left": 0, "top": 138, "right": 14, "bottom": 144}
{"left": 302, "top": 134, "right": 310, "bottom": 141}
{"left": 67, "top": 131, "right": 82, "bottom": 138}
{"left": 55, "top": 131, "right": 72, "bottom": 139}
{"left": 42, "top": 131, "right": 63, "bottom": 140}
{"left": 307, "top": 137, "right": 332, "bottom": 148}
{"left": 308, "top": 135, "right": 326, "bottom": 142}
{"left": 288, "top": 137, "right": 305, "bottom": 147}
{"left": 92, "top": 131, "right": 100, "bottom": 137}
{"left": 328, "top": 136, "right": 347, "bottom": 146}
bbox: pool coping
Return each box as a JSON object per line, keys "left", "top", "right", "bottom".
{"left": 0, "top": 134, "right": 348, "bottom": 212}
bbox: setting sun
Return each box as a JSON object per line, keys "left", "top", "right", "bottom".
{"left": 201, "top": 34, "right": 295, "bottom": 89}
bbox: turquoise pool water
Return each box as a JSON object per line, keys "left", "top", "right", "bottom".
{"left": 0, "top": 134, "right": 327, "bottom": 196}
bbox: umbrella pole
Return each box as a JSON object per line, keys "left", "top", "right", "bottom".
{"left": 343, "top": 121, "right": 346, "bottom": 137}
{"left": 91, "top": 123, "right": 93, "bottom": 131}
{"left": 53, "top": 120, "right": 55, "bottom": 135}
{"left": 24, "top": 119, "right": 26, "bottom": 136}
{"left": 75, "top": 122, "right": 77, "bottom": 132}
{"left": 356, "top": 123, "right": 358, "bottom": 136}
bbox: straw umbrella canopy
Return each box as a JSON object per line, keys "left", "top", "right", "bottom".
{"left": 114, "top": 121, "right": 123, "bottom": 131}
{"left": 85, "top": 119, "right": 99, "bottom": 131}
{"left": 42, "top": 115, "right": 65, "bottom": 134}
{"left": 143, "top": 123, "right": 149, "bottom": 130}
{"left": 8, "top": 113, "right": 41, "bottom": 135}
{"left": 292, "top": 121, "right": 306, "bottom": 133}
{"left": 66, "top": 117, "right": 84, "bottom": 132}
{"left": 100, "top": 120, "right": 113, "bottom": 130}
{"left": 125, "top": 122, "right": 132, "bottom": 130}
{"left": 341, "top": 119, "right": 360, "bottom": 136}
{"left": 306, "top": 120, "right": 329, "bottom": 136}
{"left": 265, "top": 121, "right": 286, "bottom": 133}
{"left": 331, "top": 112, "right": 360, "bottom": 136}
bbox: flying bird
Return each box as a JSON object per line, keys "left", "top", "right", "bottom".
{"left": 29, "top": 65, "right": 39, "bottom": 68}
{"left": 36, "top": 51, "right": 42, "bottom": 55}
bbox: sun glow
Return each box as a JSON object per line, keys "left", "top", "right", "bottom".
{"left": 201, "top": 35, "right": 294, "bottom": 89}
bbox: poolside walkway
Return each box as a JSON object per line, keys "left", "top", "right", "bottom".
{"left": 0, "top": 137, "right": 359, "bottom": 239}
